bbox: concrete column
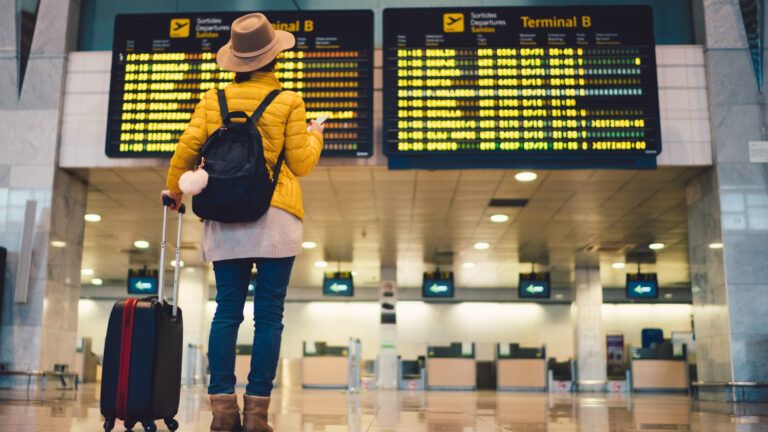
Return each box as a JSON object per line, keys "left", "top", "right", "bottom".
{"left": 377, "top": 266, "right": 398, "bottom": 390}
{"left": 0, "top": 0, "right": 86, "bottom": 378}
{"left": 573, "top": 264, "right": 606, "bottom": 391}
{"left": 686, "top": 0, "right": 768, "bottom": 401}
{"left": 177, "top": 266, "right": 210, "bottom": 385}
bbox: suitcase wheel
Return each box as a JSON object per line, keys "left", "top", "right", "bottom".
{"left": 141, "top": 421, "right": 157, "bottom": 432}
{"left": 124, "top": 419, "right": 137, "bottom": 431}
{"left": 103, "top": 417, "right": 115, "bottom": 432}
{"left": 164, "top": 418, "right": 179, "bottom": 431}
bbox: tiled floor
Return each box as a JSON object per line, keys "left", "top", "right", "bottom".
{"left": 1, "top": 385, "right": 768, "bottom": 431}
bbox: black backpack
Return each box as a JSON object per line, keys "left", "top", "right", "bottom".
{"left": 192, "top": 89, "right": 284, "bottom": 223}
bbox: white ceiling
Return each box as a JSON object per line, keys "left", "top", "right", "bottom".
{"left": 79, "top": 165, "right": 703, "bottom": 291}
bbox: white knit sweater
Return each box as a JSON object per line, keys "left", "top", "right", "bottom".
{"left": 200, "top": 207, "right": 302, "bottom": 262}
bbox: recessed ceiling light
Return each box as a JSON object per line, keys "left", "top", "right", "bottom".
{"left": 490, "top": 214, "right": 509, "bottom": 223}
{"left": 170, "top": 260, "right": 185, "bottom": 268}
{"left": 314, "top": 260, "right": 328, "bottom": 268}
{"left": 514, "top": 172, "right": 538, "bottom": 182}
{"left": 81, "top": 268, "right": 94, "bottom": 276}
{"left": 463, "top": 262, "right": 476, "bottom": 269}
{"left": 84, "top": 213, "right": 102, "bottom": 222}
{"left": 555, "top": 294, "right": 564, "bottom": 299}
{"left": 91, "top": 278, "right": 103, "bottom": 286}
{"left": 664, "top": 293, "right": 673, "bottom": 299}
{"left": 50, "top": 240, "right": 66, "bottom": 248}
{"left": 649, "top": 243, "right": 665, "bottom": 250}
{"left": 612, "top": 262, "right": 626, "bottom": 269}
{"left": 185, "top": 267, "right": 196, "bottom": 273}
{"left": 708, "top": 242, "right": 724, "bottom": 250}
{"left": 134, "top": 240, "right": 150, "bottom": 249}
{"left": 302, "top": 241, "right": 317, "bottom": 249}
{"left": 473, "top": 242, "right": 490, "bottom": 250}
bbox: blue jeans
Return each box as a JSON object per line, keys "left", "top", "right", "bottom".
{"left": 208, "top": 256, "right": 295, "bottom": 396}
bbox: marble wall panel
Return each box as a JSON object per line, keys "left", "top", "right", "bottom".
{"left": 0, "top": 60, "right": 18, "bottom": 110}
{"left": 0, "top": 0, "right": 85, "bottom": 376}
{"left": 730, "top": 332, "right": 768, "bottom": 382}
{"left": 706, "top": 50, "right": 762, "bottom": 106}
{"left": 0, "top": 324, "right": 41, "bottom": 370}
{"left": 17, "top": 57, "right": 67, "bottom": 110}
{"left": 0, "top": 166, "right": 9, "bottom": 187}
{"left": 702, "top": 0, "right": 748, "bottom": 49}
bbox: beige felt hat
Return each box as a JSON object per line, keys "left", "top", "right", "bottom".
{"left": 216, "top": 13, "right": 295, "bottom": 72}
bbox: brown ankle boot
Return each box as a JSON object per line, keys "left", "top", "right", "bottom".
{"left": 243, "top": 395, "right": 273, "bottom": 432}
{"left": 210, "top": 394, "right": 242, "bottom": 432}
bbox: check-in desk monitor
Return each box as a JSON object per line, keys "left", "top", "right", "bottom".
{"left": 426, "top": 342, "right": 476, "bottom": 390}
{"left": 301, "top": 342, "right": 349, "bottom": 389}
{"left": 496, "top": 344, "right": 547, "bottom": 391}
{"left": 630, "top": 341, "right": 689, "bottom": 392}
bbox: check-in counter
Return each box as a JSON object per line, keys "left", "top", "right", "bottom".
{"left": 399, "top": 356, "right": 426, "bottom": 390}
{"left": 630, "top": 343, "right": 689, "bottom": 392}
{"left": 301, "top": 342, "right": 349, "bottom": 389}
{"left": 426, "top": 343, "right": 476, "bottom": 390}
{"left": 496, "top": 344, "right": 547, "bottom": 391}
{"left": 547, "top": 358, "right": 576, "bottom": 392}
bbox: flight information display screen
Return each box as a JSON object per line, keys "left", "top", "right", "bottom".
{"left": 383, "top": 6, "right": 661, "bottom": 169}
{"left": 107, "top": 11, "right": 374, "bottom": 158}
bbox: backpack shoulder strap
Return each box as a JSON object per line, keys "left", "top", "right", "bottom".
{"left": 249, "top": 90, "right": 282, "bottom": 123}
{"left": 248, "top": 90, "right": 285, "bottom": 185}
{"left": 217, "top": 89, "right": 229, "bottom": 119}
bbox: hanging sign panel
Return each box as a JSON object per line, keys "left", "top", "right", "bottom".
{"left": 107, "top": 10, "right": 374, "bottom": 158}
{"left": 383, "top": 6, "right": 661, "bottom": 169}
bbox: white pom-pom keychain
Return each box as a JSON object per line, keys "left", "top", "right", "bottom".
{"left": 179, "top": 157, "right": 209, "bottom": 196}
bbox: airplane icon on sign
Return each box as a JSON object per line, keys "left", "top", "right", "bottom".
{"left": 443, "top": 13, "right": 465, "bottom": 32}
{"left": 169, "top": 18, "right": 191, "bottom": 38}
{"left": 446, "top": 16, "right": 462, "bottom": 26}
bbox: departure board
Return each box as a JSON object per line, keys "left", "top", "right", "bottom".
{"left": 107, "top": 11, "right": 373, "bottom": 158}
{"left": 383, "top": 6, "right": 661, "bottom": 169}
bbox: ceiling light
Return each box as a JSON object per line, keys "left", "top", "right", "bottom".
{"left": 170, "top": 260, "right": 185, "bottom": 268}
{"left": 314, "top": 260, "right": 328, "bottom": 268}
{"left": 664, "top": 293, "right": 673, "bottom": 299}
{"left": 134, "top": 240, "right": 150, "bottom": 249}
{"left": 708, "top": 242, "right": 724, "bottom": 250}
{"left": 50, "top": 240, "right": 66, "bottom": 248}
{"left": 302, "top": 241, "right": 317, "bottom": 249}
{"left": 611, "top": 262, "right": 626, "bottom": 269}
{"left": 463, "top": 262, "right": 476, "bottom": 269}
{"left": 91, "top": 278, "right": 103, "bottom": 286}
{"left": 84, "top": 213, "right": 102, "bottom": 222}
{"left": 514, "top": 172, "right": 538, "bottom": 182}
{"left": 184, "top": 267, "right": 196, "bottom": 273}
{"left": 555, "top": 294, "right": 564, "bottom": 299}
{"left": 473, "top": 242, "right": 490, "bottom": 250}
{"left": 490, "top": 214, "right": 509, "bottom": 223}
{"left": 81, "top": 268, "right": 94, "bottom": 276}
{"left": 649, "top": 243, "right": 665, "bottom": 250}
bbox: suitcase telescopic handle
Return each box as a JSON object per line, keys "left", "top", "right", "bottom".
{"left": 160, "top": 196, "right": 185, "bottom": 318}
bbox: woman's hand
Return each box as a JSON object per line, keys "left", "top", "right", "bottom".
{"left": 161, "top": 190, "right": 183, "bottom": 210}
{"left": 308, "top": 120, "right": 325, "bottom": 134}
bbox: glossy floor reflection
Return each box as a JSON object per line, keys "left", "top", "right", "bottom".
{"left": 1, "top": 385, "right": 768, "bottom": 431}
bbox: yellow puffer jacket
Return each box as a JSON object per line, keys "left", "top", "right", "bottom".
{"left": 165, "top": 72, "right": 323, "bottom": 220}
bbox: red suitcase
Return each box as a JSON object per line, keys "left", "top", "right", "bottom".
{"left": 101, "top": 198, "right": 185, "bottom": 432}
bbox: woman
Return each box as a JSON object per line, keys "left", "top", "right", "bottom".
{"left": 162, "top": 13, "right": 323, "bottom": 432}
